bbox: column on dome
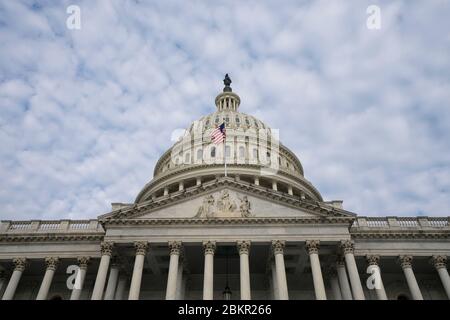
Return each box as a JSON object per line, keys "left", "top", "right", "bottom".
{"left": 366, "top": 255, "right": 388, "bottom": 300}
{"left": 431, "top": 255, "right": 450, "bottom": 299}
{"left": 36, "top": 257, "right": 59, "bottom": 300}
{"left": 70, "top": 257, "right": 90, "bottom": 300}
{"left": 305, "top": 240, "right": 326, "bottom": 300}
{"left": 2, "top": 258, "right": 26, "bottom": 300}
{"left": 340, "top": 240, "right": 365, "bottom": 300}
{"left": 202, "top": 241, "right": 216, "bottom": 300}
{"left": 166, "top": 241, "right": 182, "bottom": 300}
{"left": 91, "top": 242, "right": 114, "bottom": 300}
{"left": 129, "top": 241, "right": 148, "bottom": 300}
{"left": 398, "top": 255, "right": 423, "bottom": 300}
{"left": 271, "top": 240, "right": 289, "bottom": 300}
{"left": 237, "top": 240, "right": 251, "bottom": 300}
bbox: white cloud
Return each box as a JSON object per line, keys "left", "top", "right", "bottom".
{"left": 0, "top": 0, "right": 449, "bottom": 219}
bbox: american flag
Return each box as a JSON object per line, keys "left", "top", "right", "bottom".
{"left": 211, "top": 123, "right": 226, "bottom": 144}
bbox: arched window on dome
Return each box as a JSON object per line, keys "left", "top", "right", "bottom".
{"left": 225, "top": 145, "right": 231, "bottom": 158}
{"left": 215, "top": 117, "right": 219, "bottom": 124}
{"left": 211, "top": 147, "right": 216, "bottom": 158}
{"left": 205, "top": 119, "right": 210, "bottom": 127}
{"left": 197, "top": 149, "right": 203, "bottom": 163}
{"left": 245, "top": 118, "right": 250, "bottom": 126}
{"left": 184, "top": 152, "right": 190, "bottom": 164}
{"left": 235, "top": 116, "right": 240, "bottom": 127}
{"left": 239, "top": 146, "right": 245, "bottom": 159}
{"left": 252, "top": 148, "right": 258, "bottom": 159}
{"left": 225, "top": 116, "right": 230, "bottom": 125}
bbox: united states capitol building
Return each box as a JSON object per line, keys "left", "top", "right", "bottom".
{"left": 1, "top": 76, "right": 449, "bottom": 301}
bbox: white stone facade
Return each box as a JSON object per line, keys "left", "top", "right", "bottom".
{"left": 1, "top": 77, "right": 449, "bottom": 300}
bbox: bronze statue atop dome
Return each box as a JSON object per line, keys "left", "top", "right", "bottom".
{"left": 223, "top": 74, "right": 232, "bottom": 92}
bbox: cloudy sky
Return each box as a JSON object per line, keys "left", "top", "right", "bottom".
{"left": 0, "top": 0, "right": 449, "bottom": 220}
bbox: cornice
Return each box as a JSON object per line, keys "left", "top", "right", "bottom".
{"left": 101, "top": 216, "right": 355, "bottom": 227}
{"left": 0, "top": 233, "right": 105, "bottom": 243}
{"left": 350, "top": 231, "right": 450, "bottom": 240}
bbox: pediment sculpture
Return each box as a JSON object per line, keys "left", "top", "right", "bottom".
{"left": 195, "top": 190, "right": 253, "bottom": 218}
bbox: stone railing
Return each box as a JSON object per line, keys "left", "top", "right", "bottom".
{"left": 351, "top": 216, "right": 450, "bottom": 230}
{"left": 0, "top": 219, "right": 103, "bottom": 233}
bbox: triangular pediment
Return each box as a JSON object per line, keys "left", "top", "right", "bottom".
{"left": 99, "top": 178, "right": 356, "bottom": 221}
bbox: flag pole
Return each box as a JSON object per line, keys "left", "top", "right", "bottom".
{"left": 224, "top": 133, "right": 227, "bottom": 177}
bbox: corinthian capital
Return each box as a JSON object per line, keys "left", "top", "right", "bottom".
{"left": 100, "top": 242, "right": 114, "bottom": 256}
{"left": 431, "top": 255, "right": 447, "bottom": 270}
{"left": 398, "top": 255, "right": 413, "bottom": 269}
{"left": 77, "top": 256, "right": 91, "bottom": 269}
{"left": 340, "top": 240, "right": 354, "bottom": 255}
{"left": 271, "top": 240, "right": 285, "bottom": 255}
{"left": 305, "top": 240, "right": 320, "bottom": 255}
{"left": 12, "top": 257, "right": 27, "bottom": 272}
{"left": 366, "top": 255, "right": 380, "bottom": 266}
{"left": 169, "top": 241, "right": 183, "bottom": 256}
{"left": 45, "top": 257, "right": 59, "bottom": 271}
{"left": 203, "top": 241, "right": 216, "bottom": 255}
{"left": 134, "top": 241, "right": 149, "bottom": 256}
{"left": 237, "top": 240, "right": 251, "bottom": 255}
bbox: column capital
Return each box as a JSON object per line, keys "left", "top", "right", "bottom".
{"left": 100, "top": 241, "right": 114, "bottom": 256}
{"left": 203, "top": 241, "right": 216, "bottom": 255}
{"left": 134, "top": 241, "right": 149, "bottom": 256}
{"left": 237, "top": 240, "right": 251, "bottom": 255}
{"left": 366, "top": 255, "right": 380, "bottom": 266}
{"left": 271, "top": 240, "right": 286, "bottom": 255}
{"left": 45, "top": 257, "right": 59, "bottom": 271}
{"left": 305, "top": 240, "right": 320, "bottom": 255}
{"left": 12, "top": 257, "right": 27, "bottom": 272}
{"left": 340, "top": 240, "right": 355, "bottom": 255}
{"left": 169, "top": 241, "right": 183, "bottom": 255}
{"left": 398, "top": 255, "right": 413, "bottom": 269}
{"left": 336, "top": 254, "right": 346, "bottom": 266}
{"left": 431, "top": 255, "right": 447, "bottom": 270}
{"left": 77, "top": 256, "right": 91, "bottom": 269}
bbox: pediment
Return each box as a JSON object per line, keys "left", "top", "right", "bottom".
{"left": 99, "top": 180, "right": 356, "bottom": 221}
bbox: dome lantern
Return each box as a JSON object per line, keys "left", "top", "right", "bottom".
{"left": 215, "top": 74, "right": 241, "bottom": 112}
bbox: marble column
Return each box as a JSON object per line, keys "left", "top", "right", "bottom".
{"left": 115, "top": 275, "right": 128, "bottom": 300}
{"left": 398, "top": 255, "right": 423, "bottom": 300}
{"left": 431, "top": 255, "right": 450, "bottom": 299}
{"left": 2, "top": 258, "right": 26, "bottom": 300}
{"left": 366, "top": 255, "right": 387, "bottom": 300}
{"left": 0, "top": 270, "right": 6, "bottom": 297}
{"left": 270, "top": 261, "right": 279, "bottom": 300}
{"left": 91, "top": 242, "right": 114, "bottom": 300}
{"left": 175, "top": 259, "right": 185, "bottom": 299}
{"left": 36, "top": 257, "right": 59, "bottom": 300}
{"left": 237, "top": 240, "right": 251, "bottom": 300}
{"left": 166, "top": 241, "right": 182, "bottom": 300}
{"left": 129, "top": 241, "right": 148, "bottom": 300}
{"left": 104, "top": 259, "right": 120, "bottom": 300}
{"left": 306, "top": 240, "right": 327, "bottom": 300}
{"left": 340, "top": 240, "right": 365, "bottom": 300}
{"left": 336, "top": 255, "right": 353, "bottom": 300}
{"left": 272, "top": 240, "right": 289, "bottom": 300}
{"left": 70, "top": 257, "right": 90, "bottom": 300}
{"left": 326, "top": 267, "right": 342, "bottom": 300}
{"left": 202, "top": 241, "right": 216, "bottom": 300}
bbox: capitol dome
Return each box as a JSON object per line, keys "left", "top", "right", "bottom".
{"left": 134, "top": 75, "right": 323, "bottom": 204}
